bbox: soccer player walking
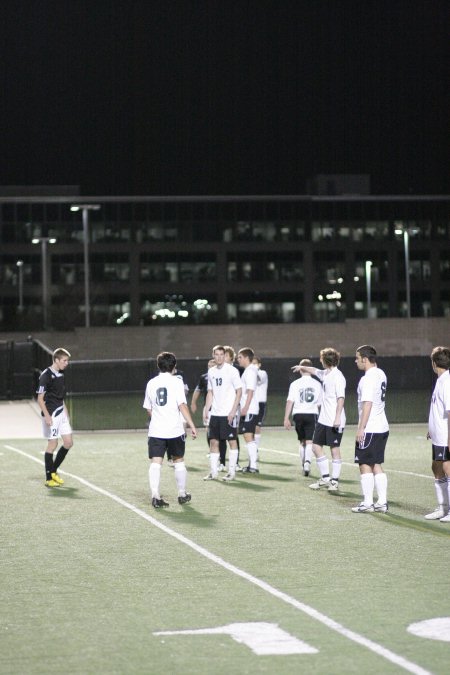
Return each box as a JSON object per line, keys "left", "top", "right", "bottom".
{"left": 284, "top": 358, "right": 322, "bottom": 476}
{"left": 143, "top": 351, "right": 197, "bottom": 508}
{"left": 293, "top": 347, "right": 346, "bottom": 491}
{"left": 37, "top": 347, "right": 73, "bottom": 487}
{"left": 237, "top": 347, "right": 260, "bottom": 473}
{"left": 425, "top": 346, "right": 450, "bottom": 521}
{"left": 351, "top": 345, "right": 389, "bottom": 513}
{"left": 203, "top": 345, "right": 242, "bottom": 481}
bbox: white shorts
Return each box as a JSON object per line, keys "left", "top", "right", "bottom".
{"left": 42, "top": 407, "right": 72, "bottom": 440}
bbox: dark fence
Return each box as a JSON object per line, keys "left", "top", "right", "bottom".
{"left": 64, "top": 355, "right": 435, "bottom": 396}
{"left": 0, "top": 339, "right": 48, "bottom": 399}
{"left": 0, "top": 340, "right": 436, "bottom": 426}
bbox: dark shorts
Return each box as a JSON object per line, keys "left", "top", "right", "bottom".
{"left": 148, "top": 435, "right": 185, "bottom": 459}
{"left": 313, "top": 421, "right": 344, "bottom": 448}
{"left": 209, "top": 415, "right": 238, "bottom": 441}
{"left": 432, "top": 444, "right": 450, "bottom": 461}
{"left": 256, "top": 402, "right": 267, "bottom": 427}
{"left": 239, "top": 414, "right": 258, "bottom": 435}
{"left": 354, "top": 431, "right": 389, "bottom": 465}
{"left": 293, "top": 413, "right": 317, "bottom": 442}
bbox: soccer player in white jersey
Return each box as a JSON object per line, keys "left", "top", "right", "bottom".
{"left": 252, "top": 356, "right": 268, "bottom": 453}
{"left": 351, "top": 345, "right": 389, "bottom": 513}
{"left": 203, "top": 345, "right": 242, "bottom": 481}
{"left": 237, "top": 347, "right": 260, "bottom": 473}
{"left": 425, "top": 346, "right": 450, "bottom": 522}
{"left": 284, "top": 359, "right": 322, "bottom": 476}
{"left": 293, "top": 347, "right": 346, "bottom": 491}
{"left": 143, "top": 352, "right": 197, "bottom": 508}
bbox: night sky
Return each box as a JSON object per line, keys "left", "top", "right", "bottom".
{"left": 1, "top": 0, "right": 449, "bottom": 196}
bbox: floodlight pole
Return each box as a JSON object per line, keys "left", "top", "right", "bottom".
{"left": 403, "top": 229, "right": 411, "bottom": 319}
{"left": 70, "top": 204, "right": 101, "bottom": 328}
{"left": 32, "top": 237, "right": 56, "bottom": 330}
{"left": 365, "top": 260, "right": 372, "bottom": 319}
{"left": 16, "top": 260, "right": 24, "bottom": 313}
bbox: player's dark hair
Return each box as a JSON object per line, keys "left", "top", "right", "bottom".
{"left": 212, "top": 344, "right": 225, "bottom": 354}
{"left": 238, "top": 347, "right": 255, "bottom": 361}
{"left": 356, "top": 345, "right": 377, "bottom": 363}
{"left": 157, "top": 351, "right": 177, "bottom": 372}
{"left": 320, "top": 348, "right": 340, "bottom": 367}
{"left": 431, "top": 346, "right": 450, "bottom": 370}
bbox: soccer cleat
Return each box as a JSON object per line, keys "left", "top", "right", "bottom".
{"left": 327, "top": 479, "right": 339, "bottom": 491}
{"left": 222, "top": 473, "right": 235, "bottom": 481}
{"left": 178, "top": 493, "right": 192, "bottom": 505}
{"left": 351, "top": 502, "right": 374, "bottom": 513}
{"left": 51, "top": 472, "right": 64, "bottom": 485}
{"left": 424, "top": 506, "right": 445, "bottom": 520}
{"left": 235, "top": 464, "right": 243, "bottom": 472}
{"left": 218, "top": 464, "right": 226, "bottom": 472}
{"left": 152, "top": 497, "right": 169, "bottom": 508}
{"left": 439, "top": 513, "right": 450, "bottom": 523}
{"left": 303, "top": 461, "right": 311, "bottom": 477}
{"left": 45, "top": 478, "right": 60, "bottom": 487}
{"left": 309, "top": 478, "right": 330, "bottom": 490}
{"left": 203, "top": 473, "right": 218, "bottom": 480}
{"left": 242, "top": 466, "right": 259, "bottom": 474}
{"left": 374, "top": 502, "right": 388, "bottom": 513}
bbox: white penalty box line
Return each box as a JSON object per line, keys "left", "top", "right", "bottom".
{"left": 4, "top": 443, "right": 430, "bottom": 675}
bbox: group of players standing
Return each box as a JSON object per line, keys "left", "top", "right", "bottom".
{"left": 36, "top": 342, "right": 450, "bottom": 523}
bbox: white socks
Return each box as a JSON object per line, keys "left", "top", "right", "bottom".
{"left": 331, "top": 459, "right": 342, "bottom": 480}
{"left": 149, "top": 463, "right": 161, "bottom": 498}
{"left": 174, "top": 461, "right": 187, "bottom": 496}
{"left": 247, "top": 441, "right": 258, "bottom": 469}
{"left": 361, "top": 473, "right": 374, "bottom": 505}
{"left": 374, "top": 472, "right": 387, "bottom": 505}
{"left": 316, "top": 455, "right": 330, "bottom": 479}
{"left": 304, "top": 443, "right": 313, "bottom": 465}
{"left": 435, "top": 476, "right": 448, "bottom": 507}
{"left": 210, "top": 452, "right": 220, "bottom": 477}
{"left": 228, "top": 448, "right": 239, "bottom": 476}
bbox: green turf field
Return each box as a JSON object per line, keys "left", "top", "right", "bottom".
{"left": 2, "top": 426, "right": 449, "bottom": 674}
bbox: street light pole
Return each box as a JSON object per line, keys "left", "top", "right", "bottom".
{"left": 403, "top": 229, "right": 411, "bottom": 319}
{"left": 32, "top": 237, "right": 57, "bottom": 330}
{"left": 70, "top": 204, "right": 101, "bottom": 328}
{"left": 395, "top": 224, "right": 411, "bottom": 319}
{"left": 16, "top": 260, "right": 24, "bottom": 313}
{"left": 365, "top": 260, "right": 373, "bottom": 319}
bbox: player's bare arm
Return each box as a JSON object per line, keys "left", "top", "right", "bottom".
{"left": 356, "top": 400, "right": 372, "bottom": 443}
{"left": 284, "top": 400, "right": 294, "bottom": 430}
{"left": 37, "top": 392, "right": 52, "bottom": 426}
{"left": 227, "top": 387, "right": 242, "bottom": 424}
{"left": 179, "top": 403, "right": 197, "bottom": 439}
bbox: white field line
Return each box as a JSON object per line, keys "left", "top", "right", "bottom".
{"left": 4, "top": 443, "right": 431, "bottom": 675}
{"left": 260, "top": 446, "right": 432, "bottom": 480}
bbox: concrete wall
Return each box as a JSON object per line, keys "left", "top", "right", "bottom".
{"left": 1, "top": 317, "right": 449, "bottom": 360}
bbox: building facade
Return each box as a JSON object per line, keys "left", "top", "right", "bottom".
{"left": 0, "top": 195, "right": 449, "bottom": 330}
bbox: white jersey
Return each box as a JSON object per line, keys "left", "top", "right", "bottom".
{"left": 357, "top": 366, "right": 389, "bottom": 433}
{"left": 255, "top": 369, "right": 268, "bottom": 404}
{"left": 287, "top": 375, "right": 322, "bottom": 415}
{"left": 428, "top": 369, "right": 450, "bottom": 446}
{"left": 240, "top": 364, "right": 259, "bottom": 415}
{"left": 143, "top": 372, "right": 187, "bottom": 439}
{"left": 314, "top": 367, "right": 346, "bottom": 428}
{"left": 207, "top": 362, "right": 241, "bottom": 416}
